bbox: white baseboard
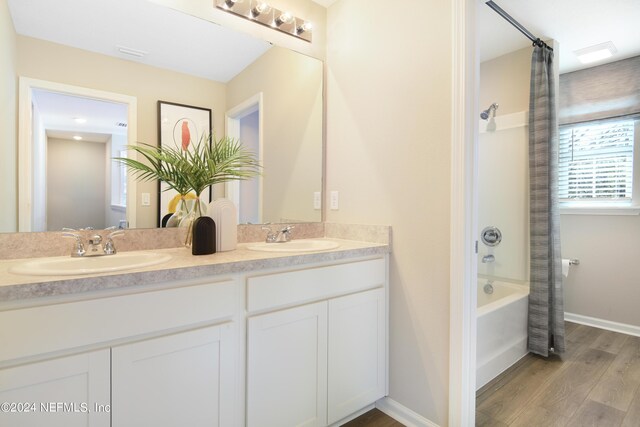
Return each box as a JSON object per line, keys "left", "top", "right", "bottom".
{"left": 375, "top": 397, "right": 440, "bottom": 427}
{"left": 565, "top": 312, "right": 640, "bottom": 337}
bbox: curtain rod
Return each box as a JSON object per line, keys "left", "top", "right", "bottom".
{"left": 485, "top": 0, "right": 553, "bottom": 51}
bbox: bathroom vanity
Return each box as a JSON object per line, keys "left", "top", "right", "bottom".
{"left": 0, "top": 236, "right": 389, "bottom": 427}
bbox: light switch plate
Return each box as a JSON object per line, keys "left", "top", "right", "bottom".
{"left": 141, "top": 192, "right": 151, "bottom": 206}
{"left": 330, "top": 191, "right": 339, "bottom": 210}
{"left": 313, "top": 192, "right": 321, "bottom": 210}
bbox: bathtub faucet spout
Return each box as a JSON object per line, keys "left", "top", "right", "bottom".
{"left": 482, "top": 254, "right": 495, "bottom": 263}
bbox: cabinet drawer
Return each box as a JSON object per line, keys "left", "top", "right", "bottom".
{"left": 0, "top": 278, "right": 236, "bottom": 363}
{"left": 247, "top": 258, "right": 385, "bottom": 313}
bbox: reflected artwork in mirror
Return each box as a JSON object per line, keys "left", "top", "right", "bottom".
{"left": 4, "top": 0, "right": 323, "bottom": 233}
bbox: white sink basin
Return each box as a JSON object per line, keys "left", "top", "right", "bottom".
{"left": 247, "top": 239, "right": 340, "bottom": 253}
{"left": 9, "top": 252, "right": 172, "bottom": 276}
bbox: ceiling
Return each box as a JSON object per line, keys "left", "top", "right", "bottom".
{"left": 33, "top": 89, "right": 128, "bottom": 141}
{"left": 478, "top": 0, "right": 640, "bottom": 73}
{"left": 8, "top": 0, "right": 271, "bottom": 83}
{"left": 9, "top": 0, "right": 274, "bottom": 141}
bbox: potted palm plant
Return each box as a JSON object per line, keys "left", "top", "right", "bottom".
{"left": 115, "top": 133, "right": 260, "bottom": 246}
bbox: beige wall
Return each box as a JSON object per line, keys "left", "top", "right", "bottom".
{"left": 479, "top": 46, "right": 531, "bottom": 115}
{"left": 227, "top": 47, "right": 323, "bottom": 223}
{"left": 326, "top": 0, "right": 452, "bottom": 424}
{"left": 0, "top": 0, "right": 17, "bottom": 233}
{"left": 561, "top": 215, "right": 640, "bottom": 327}
{"left": 16, "top": 36, "right": 227, "bottom": 229}
{"left": 478, "top": 47, "right": 532, "bottom": 282}
{"left": 47, "top": 138, "right": 106, "bottom": 230}
{"left": 148, "top": 0, "right": 327, "bottom": 61}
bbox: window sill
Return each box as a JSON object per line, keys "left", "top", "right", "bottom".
{"left": 560, "top": 206, "right": 640, "bottom": 216}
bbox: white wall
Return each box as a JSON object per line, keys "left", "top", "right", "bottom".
{"left": 477, "top": 119, "right": 529, "bottom": 282}
{"left": 0, "top": 0, "right": 17, "bottom": 232}
{"left": 561, "top": 215, "right": 640, "bottom": 327}
{"left": 326, "top": 0, "right": 452, "bottom": 424}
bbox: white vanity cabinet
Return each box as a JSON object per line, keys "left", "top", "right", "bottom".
{"left": 327, "top": 288, "right": 385, "bottom": 424}
{"left": 247, "top": 301, "right": 329, "bottom": 427}
{"left": 246, "top": 257, "right": 387, "bottom": 427}
{"left": 0, "top": 349, "right": 111, "bottom": 427}
{"left": 0, "top": 277, "right": 239, "bottom": 427}
{"left": 1, "top": 250, "right": 388, "bottom": 427}
{"left": 112, "top": 323, "right": 236, "bottom": 427}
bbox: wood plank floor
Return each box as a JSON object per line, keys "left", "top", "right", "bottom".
{"left": 477, "top": 322, "right": 640, "bottom": 426}
{"left": 349, "top": 322, "right": 640, "bottom": 426}
{"left": 342, "top": 409, "right": 404, "bottom": 426}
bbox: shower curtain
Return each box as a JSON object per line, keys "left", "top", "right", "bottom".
{"left": 527, "top": 45, "right": 565, "bottom": 357}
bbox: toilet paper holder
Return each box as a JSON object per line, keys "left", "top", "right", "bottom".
{"left": 569, "top": 259, "right": 580, "bottom": 266}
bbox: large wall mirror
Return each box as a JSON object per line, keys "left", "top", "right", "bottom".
{"left": 7, "top": 0, "right": 323, "bottom": 233}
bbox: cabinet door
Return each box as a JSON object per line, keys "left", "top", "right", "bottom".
{"left": 247, "top": 301, "right": 328, "bottom": 427}
{"left": 328, "top": 288, "right": 386, "bottom": 424}
{"left": 0, "top": 349, "right": 110, "bottom": 427}
{"left": 111, "top": 324, "right": 236, "bottom": 427}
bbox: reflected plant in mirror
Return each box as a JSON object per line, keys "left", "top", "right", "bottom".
{"left": 114, "top": 134, "right": 260, "bottom": 245}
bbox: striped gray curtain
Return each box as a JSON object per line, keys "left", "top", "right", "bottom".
{"left": 528, "top": 45, "right": 565, "bottom": 357}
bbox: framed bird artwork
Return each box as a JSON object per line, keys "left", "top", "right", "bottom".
{"left": 157, "top": 101, "right": 212, "bottom": 227}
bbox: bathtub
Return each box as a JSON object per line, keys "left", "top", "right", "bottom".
{"left": 476, "top": 279, "right": 529, "bottom": 390}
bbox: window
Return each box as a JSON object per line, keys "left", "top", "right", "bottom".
{"left": 559, "top": 117, "right": 639, "bottom": 210}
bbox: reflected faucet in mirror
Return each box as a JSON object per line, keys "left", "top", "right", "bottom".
{"left": 62, "top": 228, "right": 124, "bottom": 257}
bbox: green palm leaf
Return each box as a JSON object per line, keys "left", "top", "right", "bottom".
{"left": 113, "top": 134, "right": 261, "bottom": 198}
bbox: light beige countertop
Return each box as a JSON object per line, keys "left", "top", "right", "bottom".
{"left": 0, "top": 238, "right": 389, "bottom": 303}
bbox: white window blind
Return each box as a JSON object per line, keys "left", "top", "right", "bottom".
{"left": 558, "top": 119, "right": 635, "bottom": 203}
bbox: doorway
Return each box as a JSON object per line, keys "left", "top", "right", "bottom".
{"left": 225, "top": 93, "right": 264, "bottom": 224}
{"left": 18, "top": 78, "right": 137, "bottom": 231}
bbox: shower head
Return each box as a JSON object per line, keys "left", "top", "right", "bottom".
{"left": 480, "top": 103, "right": 499, "bottom": 120}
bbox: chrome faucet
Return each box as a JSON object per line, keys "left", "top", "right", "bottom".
{"left": 62, "top": 228, "right": 124, "bottom": 257}
{"left": 86, "top": 234, "right": 104, "bottom": 255}
{"left": 261, "top": 225, "right": 295, "bottom": 243}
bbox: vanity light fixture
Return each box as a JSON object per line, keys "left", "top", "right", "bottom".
{"left": 215, "top": 0, "right": 312, "bottom": 42}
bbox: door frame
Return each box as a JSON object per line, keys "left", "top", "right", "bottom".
{"left": 224, "top": 92, "right": 264, "bottom": 223}
{"left": 449, "top": 0, "right": 479, "bottom": 425}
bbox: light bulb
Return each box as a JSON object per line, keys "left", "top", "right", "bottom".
{"left": 297, "top": 21, "right": 312, "bottom": 34}
{"left": 275, "top": 11, "right": 293, "bottom": 26}
{"left": 251, "top": 2, "right": 271, "bottom": 17}
{"left": 224, "top": 0, "right": 242, "bottom": 9}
